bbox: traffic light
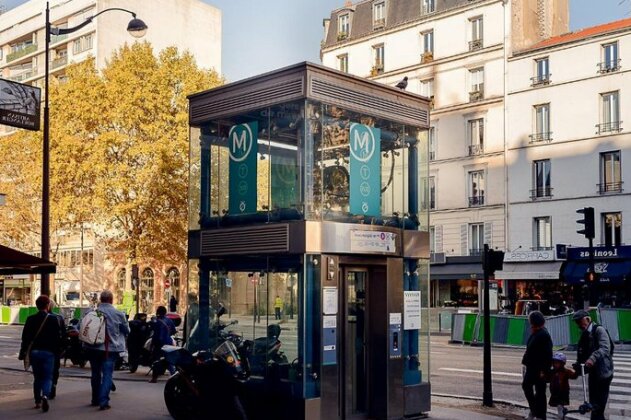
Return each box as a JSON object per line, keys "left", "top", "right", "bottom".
{"left": 483, "top": 249, "right": 505, "bottom": 274}
{"left": 584, "top": 271, "right": 599, "bottom": 282}
{"left": 576, "top": 207, "right": 595, "bottom": 239}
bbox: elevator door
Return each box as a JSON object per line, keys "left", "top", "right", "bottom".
{"left": 342, "top": 267, "right": 388, "bottom": 419}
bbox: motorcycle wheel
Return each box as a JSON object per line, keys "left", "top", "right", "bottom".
{"left": 164, "top": 373, "right": 198, "bottom": 420}
{"left": 129, "top": 362, "right": 139, "bottom": 373}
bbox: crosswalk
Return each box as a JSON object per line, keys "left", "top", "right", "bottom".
{"left": 608, "top": 350, "right": 631, "bottom": 420}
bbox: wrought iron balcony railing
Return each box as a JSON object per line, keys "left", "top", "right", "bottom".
{"left": 469, "top": 88, "right": 484, "bottom": 102}
{"left": 598, "top": 182, "right": 623, "bottom": 194}
{"left": 469, "top": 39, "right": 483, "bottom": 51}
{"left": 529, "top": 132, "right": 553, "bottom": 143}
{"left": 597, "top": 59, "right": 621, "bottom": 73}
{"left": 530, "top": 74, "right": 551, "bottom": 86}
{"left": 530, "top": 187, "right": 553, "bottom": 199}
{"left": 468, "top": 195, "right": 485, "bottom": 207}
{"left": 596, "top": 121, "right": 622, "bottom": 134}
{"left": 468, "top": 144, "right": 483, "bottom": 156}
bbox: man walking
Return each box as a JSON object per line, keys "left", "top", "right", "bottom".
{"left": 274, "top": 295, "right": 283, "bottom": 321}
{"left": 47, "top": 300, "right": 66, "bottom": 400}
{"left": 149, "top": 305, "right": 176, "bottom": 383}
{"left": 521, "top": 311, "right": 553, "bottom": 420}
{"left": 82, "top": 290, "right": 129, "bottom": 410}
{"left": 573, "top": 310, "right": 614, "bottom": 420}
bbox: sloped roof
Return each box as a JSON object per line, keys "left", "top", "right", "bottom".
{"left": 523, "top": 17, "right": 631, "bottom": 52}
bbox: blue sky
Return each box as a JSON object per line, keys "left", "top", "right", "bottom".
{"left": 4, "top": 0, "right": 630, "bottom": 81}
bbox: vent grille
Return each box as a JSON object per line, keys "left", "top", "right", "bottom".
{"left": 191, "top": 79, "right": 304, "bottom": 123}
{"left": 311, "top": 78, "right": 428, "bottom": 126}
{"left": 200, "top": 224, "right": 290, "bottom": 256}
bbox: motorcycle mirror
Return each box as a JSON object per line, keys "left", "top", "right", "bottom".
{"left": 217, "top": 305, "right": 227, "bottom": 318}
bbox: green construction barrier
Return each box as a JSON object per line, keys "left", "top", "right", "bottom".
{"left": 1, "top": 306, "right": 8, "bottom": 323}
{"left": 18, "top": 307, "right": 30, "bottom": 324}
{"left": 462, "top": 313, "right": 478, "bottom": 343}
{"left": 73, "top": 308, "right": 81, "bottom": 320}
{"left": 618, "top": 310, "right": 631, "bottom": 341}
{"left": 476, "top": 316, "right": 496, "bottom": 343}
{"left": 506, "top": 317, "right": 527, "bottom": 345}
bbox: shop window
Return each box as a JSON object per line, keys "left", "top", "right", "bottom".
{"left": 602, "top": 212, "right": 622, "bottom": 247}
{"left": 533, "top": 217, "right": 552, "bottom": 250}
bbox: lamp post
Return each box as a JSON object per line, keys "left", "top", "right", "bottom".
{"left": 41, "top": 2, "right": 147, "bottom": 296}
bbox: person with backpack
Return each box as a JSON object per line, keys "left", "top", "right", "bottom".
{"left": 572, "top": 309, "right": 614, "bottom": 420}
{"left": 148, "top": 306, "right": 176, "bottom": 383}
{"left": 18, "top": 295, "right": 64, "bottom": 412}
{"left": 80, "top": 290, "right": 129, "bottom": 410}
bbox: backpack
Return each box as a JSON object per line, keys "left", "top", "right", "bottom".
{"left": 592, "top": 323, "right": 615, "bottom": 357}
{"left": 79, "top": 310, "right": 107, "bottom": 345}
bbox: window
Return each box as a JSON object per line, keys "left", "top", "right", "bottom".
{"left": 532, "top": 159, "right": 552, "bottom": 198}
{"left": 140, "top": 267, "right": 154, "bottom": 313}
{"left": 602, "top": 212, "right": 622, "bottom": 247}
{"left": 600, "top": 42, "right": 619, "bottom": 73}
{"left": 467, "top": 118, "right": 484, "bottom": 155}
{"left": 167, "top": 267, "right": 181, "bottom": 303}
{"left": 598, "top": 91, "right": 621, "bottom": 133}
{"left": 373, "top": 1, "right": 386, "bottom": 27}
{"left": 73, "top": 34, "right": 93, "bottom": 54}
{"left": 421, "top": 30, "right": 434, "bottom": 62}
{"left": 599, "top": 151, "right": 622, "bottom": 193}
{"left": 429, "top": 127, "right": 436, "bottom": 161}
{"left": 338, "top": 54, "right": 348, "bottom": 73}
{"left": 422, "top": 0, "right": 435, "bottom": 14}
{"left": 421, "top": 176, "right": 435, "bottom": 210}
{"left": 372, "top": 44, "right": 384, "bottom": 73}
{"left": 338, "top": 14, "right": 350, "bottom": 36}
{"left": 532, "top": 57, "right": 550, "bottom": 85}
{"left": 469, "top": 67, "right": 484, "bottom": 101}
{"left": 533, "top": 217, "right": 552, "bottom": 250}
{"left": 468, "top": 170, "right": 485, "bottom": 206}
{"left": 469, "top": 223, "right": 484, "bottom": 255}
{"left": 531, "top": 104, "right": 551, "bottom": 142}
{"left": 469, "top": 17, "right": 483, "bottom": 50}
{"left": 429, "top": 226, "right": 436, "bottom": 253}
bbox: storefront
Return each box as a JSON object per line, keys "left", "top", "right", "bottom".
{"left": 186, "top": 63, "right": 431, "bottom": 419}
{"left": 429, "top": 256, "right": 484, "bottom": 307}
{"left": 0, "top": 244, "right": 55, "bottom": 305}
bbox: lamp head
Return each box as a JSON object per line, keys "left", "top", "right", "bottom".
{"left": 127, "top": 17, "right": 148, "bottom": 38}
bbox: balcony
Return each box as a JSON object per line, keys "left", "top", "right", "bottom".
{"left": 468, "top": 144, "right": 483, "bottom": 156}
{"left": 8, "top": 69, "right": 35, "bottom": 82}
{"left": 596, "top": 121, "right": 622, "bottom": 134}
{"left": 50, "top": 33, "right": 68, "bottom": 45}
{"left": 469, "top": 248, "right": 483, "bottom": 256}
{"left": 468, "top": 195, "right": 485, "bottom": 207}
{"left": 529, "top": 132, "right": 552, "bottom": 143}
{"left": 530, "top": 74, "right": 551, "bottom": 86}
{"left": 6, "top": 44, "right": 38, "bottom": 63}
{"left": 597, "top": 59, "right": 621, "bottom": 74}
{"left": 469, "top": 88, "right": 484, "bottom": 102}
{"left": 530, "top": 187, "right": 553, "bottom": 200}
{"left": 469, "top": 39, "right": 483, "bottom": 51}
{"left": 598, "top": 182, "right": 623, "bottom": 194}
{"left": 421, "top": 51, "right": 433, "bottom": 64}
{"left": 373, "top": 18, "right": 385, "bottom": 29}
{"left": 51, "top": 56, "right": 68, "bottom": 70}
{"left": 336, "top": 32, "right": 348, "bottom": 41}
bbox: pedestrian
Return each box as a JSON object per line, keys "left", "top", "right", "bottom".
{"left": 82, "top": 290, "right": 129, "bottom": 410}
{"left": 274, "top": 295, "right": 283, "bottom": 320}
{"left": 18, "top": 295, "right": 64, "bottom": 412}
{"left": 169, "top": 295, "right": 177, "bottom": 313}
{"left": 521, "top": 310, "right": 553, "bottom": 420}
{"left": 548, "top": 352, "right": 577, "bottom": 419}
{"left": 572, "top": 310, "right": 614, "bottom": 420}
{"left": 149, "top": 306, "right": 176, "bottom": 383}
{"left": 47, "top": 299, "right": 66, "bottom": 400}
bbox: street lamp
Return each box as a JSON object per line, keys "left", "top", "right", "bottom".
{"left": 41, "top": 2, "right": 147, "bottom": 296}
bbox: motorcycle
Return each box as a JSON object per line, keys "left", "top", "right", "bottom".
{"left": 163, "top": 341, "right": 248, "bottom": 419}
{"left": 127, "top": 313, "right": 154, "bottom": 373}
{"left": 246, "top": 324, "right": 288, "bottom": 377}
{"left": 63, "top": 318, "right": 87, "bottom": 368}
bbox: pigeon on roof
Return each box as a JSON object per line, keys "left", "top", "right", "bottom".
{"left": 395, "top": 76, "right": 408, "bottom": 90}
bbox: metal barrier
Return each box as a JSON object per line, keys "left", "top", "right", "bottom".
{"left": 439, "top": 311, "right": 453, "bottom": 332}
{"left": 450, "top": 313, "right": 466, "bottom": 343}
{"left": 599, "top": 308, "right": 620, "bottom": 342}
{"left": 0, "top": 305, "right": 89, "bottom": 324}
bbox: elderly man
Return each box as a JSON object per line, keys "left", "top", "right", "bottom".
{"left": 573, "top": 310, "right": 614, "bottom": 420}
{"left": 82, "top": 290, "right": 129, "bottom": 410}
{"left": 521, "top": 310, "right": 553, "bottom": 420}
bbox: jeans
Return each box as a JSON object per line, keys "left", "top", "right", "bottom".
{"left": 275, "top": 308, "right": 281, "bottom": 320}
{"left": 588, "top": 374, "right": 613, "bottom": 420}
{"left": 30, "top": 350, "right": 55, "bottom": 402}
{"left": 522, "top": 373, "right": 547, "bottom": 419}
{"left": 87, "top": 349, "right": 118, "bottom": 407}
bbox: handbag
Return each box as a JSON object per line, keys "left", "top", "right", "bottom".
{"left": 23, "top": 314, "right": 49, "bottom": 371}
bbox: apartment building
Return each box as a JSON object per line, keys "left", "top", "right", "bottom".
{"left": 503, "top": 18, "right": 631, "bottom": 310}
{"left": 0, "top": 0, "right": 221, "bottom": 310}
{"left": 321, "top": 0, "right": 568, "bottom": 306}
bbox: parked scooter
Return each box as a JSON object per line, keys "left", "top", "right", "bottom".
{"left": 127, "top": 313, "right": 154, "bottom": 373}
{"left": 163, "top": 341, "right": 248, "bottom": 419}
{"left": 246, "top": 324, "right": 288, "bottom": 377}
{"left": 63, "top": 318, "right": 87, "bottom": 368}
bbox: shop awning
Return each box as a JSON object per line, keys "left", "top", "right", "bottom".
{"left": 495, "top": 261, "right": 563, "bottom": 280}
{"left": 561, "top": 260, "right": 631, "bottom": 285}
{"left": 0, "top": 245, "right": 56, "bottom": 275}
{"left": 430, "top": 263, "right": 483, "bottom": 280}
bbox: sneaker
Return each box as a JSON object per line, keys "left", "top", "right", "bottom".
{"left": 111, "top": 382, "right": 116, "bottom": 392}
{"left": 41, "top": 396, "right": 49, "bottom": 413}
{"left": 99, "top": 405, "right": 111, "bottom": 411}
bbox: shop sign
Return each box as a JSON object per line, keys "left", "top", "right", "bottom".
{"left": 228, "top": 121, "right": 258, "bottom": 215}
{"left": 350, "top": 230, "right": 396, "bottom": 253}
{"left": 0, "top": 78, "right": 41, "bottom": 131}
{"left": 349, "top": 123, "right": 381, "bottom": 217}
{"left": 503, "top": 250, "right": 555, "bottom": 262}
{"left": 567, "top": 245, "right": 631, "bottom": 260}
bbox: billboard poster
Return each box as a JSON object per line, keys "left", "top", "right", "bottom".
{"left": 0, "top": 78, "right": 41, "bottom": 131}
{"left": 228, "top": 122, "right": 258, "bottom": 215}
{"left": 349, "top": 123, "right": 381, "bottom": 217}
{"left": 271, "top": 154, "right": 297, "bottom": 210}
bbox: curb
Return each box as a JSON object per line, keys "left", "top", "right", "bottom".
{"left": 431, "top": 393, "right": 581, "bottom": 420}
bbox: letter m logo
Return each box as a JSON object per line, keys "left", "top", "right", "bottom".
{"left": 232, "top": 130, "right": 247, "bottom": 154}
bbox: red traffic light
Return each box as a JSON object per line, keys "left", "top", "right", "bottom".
{"left": 584, "top": 271, "right": 598, "bottom": 282}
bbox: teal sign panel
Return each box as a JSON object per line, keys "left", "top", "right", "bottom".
{"left": 271, "top": 154, "right": 297, "bottom": 209}
{"left": 229, "top": 122, "right": 258, "bottom": 214}
{"left": 349, "top": 123, "right": 381, "bottom": 216}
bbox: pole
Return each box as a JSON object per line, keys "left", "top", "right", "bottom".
{"left": 41, "top": 1, "right": 51, "bottom": 296}
{"left": 79, "top": 223, "right": 83, "bottom": 306}
{"left": 482, "top": 244, "right": 493, "bottom": 407}
{"left": 586, "top": 237, "right": 595, "bottom": 310}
